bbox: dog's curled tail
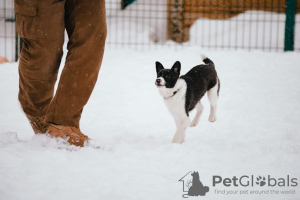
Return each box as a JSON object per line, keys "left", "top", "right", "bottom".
{"left": 201, "top": 54, "right": 215, "bottom": 67}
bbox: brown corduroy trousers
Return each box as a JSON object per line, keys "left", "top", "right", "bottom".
{"left": 15, "top": 0, "right": 107, "bottom": 128}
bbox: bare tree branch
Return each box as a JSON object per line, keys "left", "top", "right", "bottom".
{"left": 186, "top": 180, "right": 192, "bottom": 189}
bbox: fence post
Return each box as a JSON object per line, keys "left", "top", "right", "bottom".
{"left": 284, "top": 0, "right": 297, "bottom": 51}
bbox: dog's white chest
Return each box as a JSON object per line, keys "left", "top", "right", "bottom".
{"left": 160, "top": 79, "right": 187, "bottom": 117}
{"left": 164, "top": 95, "right": 185, "bottom": 117}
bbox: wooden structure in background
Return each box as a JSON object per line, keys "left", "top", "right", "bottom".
{"left": 167, "top": 0, "right": 300, "bottom": 43}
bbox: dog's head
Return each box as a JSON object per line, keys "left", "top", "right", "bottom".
{"left": 155, "top": 61, "right": 181, "bottom": 88}
{"left": 191, "top": 171, "right": 199, "bottom": 179}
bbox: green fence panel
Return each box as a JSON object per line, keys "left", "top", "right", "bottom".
{"left": 284, "top": 0, "right": 297, "bottom": 51}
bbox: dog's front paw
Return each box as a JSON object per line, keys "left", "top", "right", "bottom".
{"left": 209, "top": 114, "right": 217, "bottom": 122}
{"left": 189, "top": 120, "right": 199, "bottom": 127}
{"left": 172, "top": 139, "right": 184, "bottom": 144}
{"left": 172, "top": 136, "right": 184, "bottom": 144}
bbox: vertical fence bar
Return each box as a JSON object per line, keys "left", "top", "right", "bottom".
{"left": 4, "top": 0, "right": 7, "bottom": 59}
{"left": 15, "top": 14, "right": 18, "bottom": 62}
{"left": 284, "top": 0, "right": 297, "bottom": 51}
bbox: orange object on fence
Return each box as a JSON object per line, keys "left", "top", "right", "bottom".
{"left": 0, "top": 56, "right": 9, "bottom": 64}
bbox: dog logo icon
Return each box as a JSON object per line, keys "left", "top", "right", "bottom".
{"left": 179, "top": 171, "right": 209, "bottom": 198}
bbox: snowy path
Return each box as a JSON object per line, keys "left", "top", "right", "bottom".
{"left": 0, "top": 48, "right": 300, "bottom": 200}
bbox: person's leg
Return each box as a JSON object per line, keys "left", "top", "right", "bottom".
{"left": 45, "top": 0, "right": 107, "bottom": 128}
{"left": 15, "top": 0, "right": 65, "bottom": 132}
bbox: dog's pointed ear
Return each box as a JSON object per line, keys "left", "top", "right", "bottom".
{"left": 171, "top": 61, "right": 181, "bottom": 75}
{"left": 156, "top": 61, "right": 164, "bottom": 74}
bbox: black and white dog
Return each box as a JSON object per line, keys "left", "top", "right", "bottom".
{"left": 155, "top": 55, "right": 220, "bottom": 143}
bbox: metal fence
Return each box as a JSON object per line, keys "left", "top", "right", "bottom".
{"left": 0, "top": 0, "right": 299, "bottom": 62}
{"left": 0, "top": 0, "right": 16, "bottom": 62}
{"left": 106, "top": 0, "right": 300, "bottom": 51}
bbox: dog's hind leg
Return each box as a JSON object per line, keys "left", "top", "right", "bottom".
{"left": 172, "top": 116, "right": 190, "bottom": 144}
{"left": 190, "top": 101, "right": 204, "bottom": 127}
{"left": 207, "top": 81, "right": 219, "bottom": 122}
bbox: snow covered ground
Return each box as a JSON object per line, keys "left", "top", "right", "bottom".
{"left": 0, "top": 47, "right": 300, "bottom": 200}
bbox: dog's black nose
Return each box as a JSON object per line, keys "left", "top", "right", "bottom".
{"left": 156, "top": 79, "right": 161, "bottom": 84}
